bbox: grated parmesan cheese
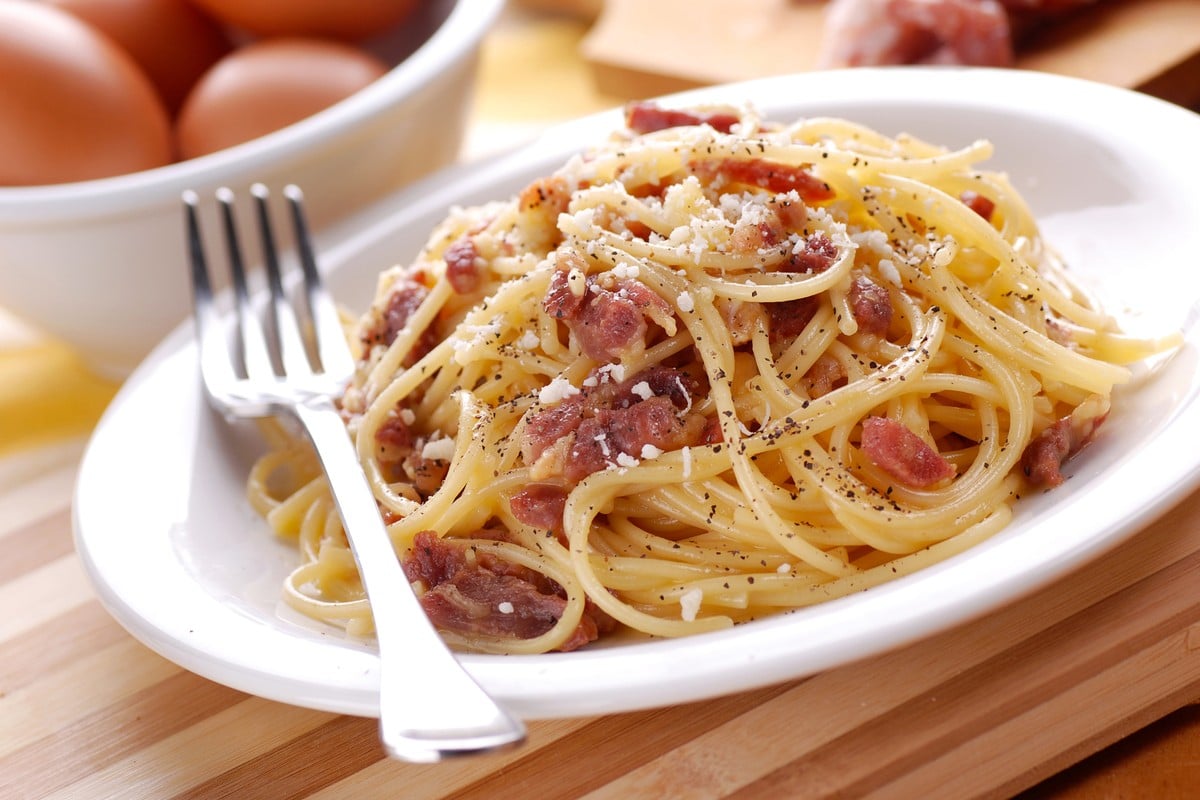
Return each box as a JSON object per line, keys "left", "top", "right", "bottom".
{"left": 421, "top": 436, "right": 456, "bottom": 462}
{"left": 539, "top": 377, "right": 581, "bottom": 404}
{"left": 877, "top": 258, "right": 901, "bottom": 286}
{"left": 597, "top": 362, "right": 625, "bottom": 383}
{"left": 518, "top": 330, "right": 540, "bottom": 350}
{"left": 615, "top": 452, "right": 639, "bottom": 468}
{"left": 630, "top": 381, "right": 653, "bottom": 400}
{"left": 851, "top": 229, "right": 892, "bottom": 256}
{"left": 498, "top": 601, "right": 514, "bottom": 614}
{"left": 611, "top": 261, "right": 640, "bottom": 279}
{"left": 676, "top": 290, "right": 695, "bottom": 313}
{"left": 640, "top": 444, "right": 663, "bottom": 460}
{"left": 679, "top": 587, "right": 703, "bottom": 622}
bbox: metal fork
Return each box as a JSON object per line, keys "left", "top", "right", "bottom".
{"left": 183, "top": 183, "right": 526, "bottom": 763}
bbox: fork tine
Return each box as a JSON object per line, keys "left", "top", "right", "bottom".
{"left": 216, "top": 187, "right": 275, "bottom": 382}
{"left": 251, "top": 184, "right": 311, "bottom": 379}
{"left": 284, "top": 184, "right": 354, "bottom": 381}
{"left": 184, "top": 190, "right": 238, "bottom": 402}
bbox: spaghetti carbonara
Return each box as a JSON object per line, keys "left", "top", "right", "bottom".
{"left": 248, "top": 102, "right": 1177, "bottom": 654}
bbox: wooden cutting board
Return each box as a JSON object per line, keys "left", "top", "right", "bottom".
{"left": 578, "top": 0, "right": 1200, "bottom": 109}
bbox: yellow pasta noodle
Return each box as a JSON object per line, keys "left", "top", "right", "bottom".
{"left": 248, "top": 104, "right": 1179, "bottom": 654}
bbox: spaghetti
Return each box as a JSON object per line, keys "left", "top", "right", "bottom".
{"left": 248, "top": 103, "right": 1178, "bottom": 654}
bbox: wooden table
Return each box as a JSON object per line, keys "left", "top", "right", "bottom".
{"left": 4, "top": 4, "right": 1200, "bottom": 797}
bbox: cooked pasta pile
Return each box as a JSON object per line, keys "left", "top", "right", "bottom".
{"left": 248, "top": 102, "right": 1177, "bottom": 654}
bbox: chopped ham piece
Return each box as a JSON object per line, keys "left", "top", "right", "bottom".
{"left": 818, "top": 0, "right": 1014, "bottom": 68}
{"left": 523, "top": 394, "right": 587, "bottom": 465}
{"left": 519, "top": 175, "right": 571, "bottom": 217}
{"left": 375, "top": 411, "right": 414, "bottom": 452}
{"left": 624, "top": 101, "right": 740, "bottom": 135}
{"left": 1021, "top": 402, "right": 1107, "bottom": 488}
{"left": 575, "top": 287, "right": 650, "bottom": 361}
{"left": 787, "top": 233, "right": 839, "bottom": 273}
{"left": 521, "top": 366, "right": 710, "bottom": 485}
{"left": 510, "top": 483, "right": 569, "bottom": 534}
{"left": 544, "top": 262, "right": 587, "bottom": 320}
{"left": 443, "top": 236, "right": 483, "bottom": 295}
{"left": 849, "top": 275, "right": 892, "bottom": 335}
{"left": 959, "top": 190, "right": 996, "bottom": 221}
{"left": 861, "top": 416, "right": 956, "bottom": 488}
{"left": 715, "top": 297, "right": 767, "bottom": 346}
{"left": 402, "top": 531, "right": 611, "bottom": 651}
{"left": 360, "top": 277, "right": 439, "bottom": 366}
{"left": 542, "top": 265, "right": 675, "bottom": 362}
{"left": 766, "top": 296, "right": 820, "bottom": 343}
{"left": 518, "top": 175, "right": 572, "bottom": 248}
{"left": 802, "top": 354, "right": 847, "bottom": 398}
{"left": 690, "top": 158, "right": 835, "bottom": 203}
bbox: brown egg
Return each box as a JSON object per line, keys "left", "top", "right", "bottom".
{"left": 188, "top": 0, "right": 419, "bottom": 40}
{"left": 46, "top": 0, "right": 232, "bottom": 113}
{"left": 0, "top": 3, "right": 173, "bottom": 185}
{"left": 175, "top": 38, "right": 388, "bottom": 159}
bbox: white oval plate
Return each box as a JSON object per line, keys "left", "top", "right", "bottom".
{"left": 75, "top": 68, "right": 1200, "bottom": 720}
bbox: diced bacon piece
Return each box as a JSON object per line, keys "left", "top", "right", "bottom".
{"left": 624, "top": 101, "right": 740, "bottom": 135}
{"left": 766, "top": 296, "right": 820, "bottom": 343}
{"left": 522, "top": 394, "right": 587, "bottom": 465}
{"left": 406, "top": 441, "right": 451, "bottom": 497}
{"left": 557, "top": 277, "right": 672, "bottom": 362}
{"left": 564, "top": 420, "right": 618, "bottom": 483}
{"left": 774, "top": 196, "right": 810, "bottom": 230}
{"left": 959, "top": 190, "right": 996, "bottom": 221}
{"left": 543, "top": 259, "right": 675, "bottom": 362}
{"left": 786, "top": 233, "right": 839, "bottom": 273}
{"left": 519, "top": 175, "right": 572, "bottom": 227}
{"left": 575, "top": 287, "right": 649, "bottom": 361}
{"left": 544, "top": 264, "right": 587, "bottom": 321}
{"left": 619, "top": 279, "right": 676, "bottom": 334}
{"left": 375, "top": 410, "right": 414, "bottom": 453}
{"left": 730, "top": 212, "right": 787, "bottom": 254}
{"left": 701, "top": 414, "right": 724, "bottom": 444}
{"left": 610, "top": 366, "right": 703, "bottom": 411}
{"left": 360, "top": 278, "right": 439, "bottom": 366}
{"left": 849, "top": 275, "right": 892, "bottom": 335}
{"left": 715, "top": 297, "right": 767, "bottom": 346}
{"left": 802, "top": 354, "right": 847, "bottom": 398}
{"left": 599, "top": 396, "right": 705, "bottom": 458}
{"left": 402, "top": 531, "right": 603, "bottom": 651}
{"left": 509, "top": 484, "right": 569, "bottom": 533}
{"left": 523, "top": 370, "right": 709, "bottom": 485}
{"left": 818, "top": 0, "right": 1013, "bottom": 68}
{"left": 690, "top": 158, "right": 835, "bottom": 202}
{"left": 1021, "top": 403, "right": 1107, "bottom": 488}
{"left": 861, "top": 416, "right": 956, "bottom": 488}
{"left": 443, "top": 236, "right": 483, "bottom": 295}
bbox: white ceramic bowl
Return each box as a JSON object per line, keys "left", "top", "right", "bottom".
{"left": 0, "top": 0, "right": 503, "bottom": 377}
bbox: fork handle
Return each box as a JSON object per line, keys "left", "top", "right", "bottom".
{"left": 293, "top": 397, "right": 526, "bottom": 762}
